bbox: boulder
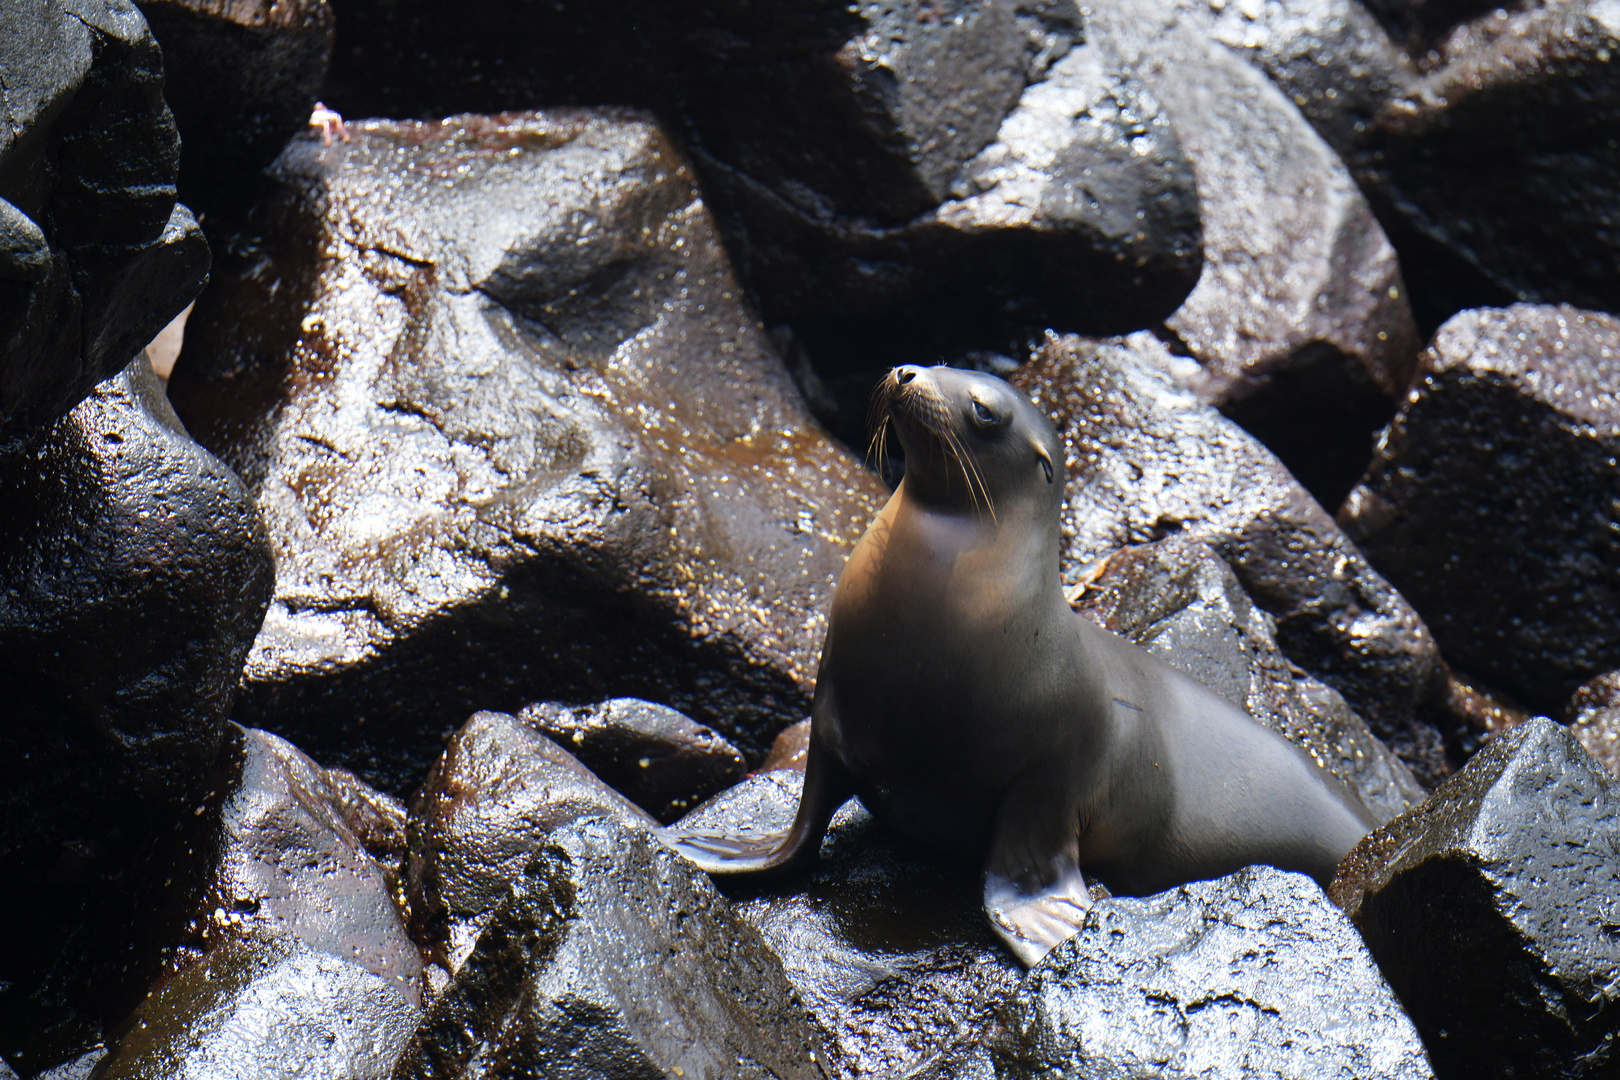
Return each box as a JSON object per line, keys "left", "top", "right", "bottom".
{"left": 1086, "top": 0, "right": 1419, "bottom": 444}
{"left": 133, "top": 0, "right": 335, "bottom": 214}
{"left": 94, "top": 936, "right": 419, "bottom": 1080}
{"left": 1368, "top": 0, "right": 1620, "bottom": 312}
{"left": 0, "top": 356, "right": 272, "bottom": 1070}
{"left": 0, "top": 355, "right": 272, "bottom": 861}
{"left": 1072, "top": 534, "right": 1424, "bottom": 822}
{"left": 996, "top": 865, "right": 1433, "bottom": 1079}
{"left": 680, "top": 771, "right": 1026, "bottom": 1079}
{"left": 167, "top": 110, "right": 887, "bottom": 792}
{"left": 1331, "top": 717, "right": 1620, "bottom": 1079}
{"left": 405, "top": 710, "right": 655, "bottom": 976}
{"left": 397, "top": 714, "right": 824, "bottom": 1079}
{"left": 158, "top": 725, "right": 423, "bottom": 1005}
{"left": 1570, "top": 672, "right": 1620, "bottom": 779}
{"left": 519, "top": 698, "right": 747, "bottom": 822}
{"left": 0, "top": 0, "right": 209, "bottom": 442}
{"left": 1014, "top": 332, "right": 1453, "bottom": 783}
{"left": 699, "top": 20, "right": 1205, "bottom": 372}
{"left": 1170, "top": 0, "right": 1415, "bottom": 165}
{"left": 1339, "top": 304, "right": 1620, "bottom": 714}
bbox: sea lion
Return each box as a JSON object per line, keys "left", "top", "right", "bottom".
{"left": 661, "top": 365, "right": 1374, "bottom": 964}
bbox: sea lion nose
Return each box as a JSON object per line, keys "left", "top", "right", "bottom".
{"left": 895, "top": 366, "right": 920, "bottom": 385}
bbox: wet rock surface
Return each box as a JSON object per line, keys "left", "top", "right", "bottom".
{"left": 1368, "top": 0, "right": 1620, "bottom": 311}
{"left": 1088, "top": 0, "right": 1419, "bottom": 420}
{"left": 681, "top": 771, "right": 1025, "bottom": 1080}
{"left": 1073, "top": 533, "right": 1424, "bottom": 822}
{"left": 133, "top": 0, "right": 335, "bottom": 214}
{"left": 405, "top": 710, "right": 655, "bottom": 977}
{"left": 1339, "top": 304, "right": 1620, "bottom": 714}
{"left": 1173, "top": 0, "right": 1415, "bottom": 161}
{"left": 0, "top": 356, "right": 271, "bottom": 861}
{"left": 0, "top": 355, "right": 272, "bottom": 1073}
{"left": 0, "top": 0, "right": 209, "bottom": 442}
{"left": 996, "top": 865, "right": 1433, "bottom": 1079}
{"left": 1331, "top": 717, "right": 1620, "bottom": 1079}
{"left": 520, "top": 698, "right": 746, "bottom": 822}
{"left": 95, "top": 936, "right": 419, "bottom": 1080}
{"left": 1015, "top": 332, "right": 1453, "bottom": 783}
{"left": 399, "top": 713, "right": 822, "bottom": 1080}
{"left": 1571, "top": 672, "right": 1620, "bottom": 779}
{"left": 167, "top": 110, "right": 885, "bottom": 791}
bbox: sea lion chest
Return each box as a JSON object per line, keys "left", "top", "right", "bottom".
{"left": 814, "top": 494, "right": 1089, "bottom": 853}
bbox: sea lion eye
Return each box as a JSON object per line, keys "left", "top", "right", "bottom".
{"left": 972, "top": 399, "right": 996, "bottom": 425}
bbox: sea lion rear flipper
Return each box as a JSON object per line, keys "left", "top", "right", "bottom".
{"left": 656, "top": 739, "right": 852, "bottom": 879}
{"left": 983, "top": 784, "right": 1094, "bottom": 965}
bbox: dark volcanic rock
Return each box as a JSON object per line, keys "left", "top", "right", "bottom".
{"left": 95, "top": 936, "right": 419, "bottom": 1080}
{"left": 996, "top": 865, "right": 1433, "bottom": 1079}
{"left": 1339, "top": 304, "right": 1620, "bottom": 714}
{"left": 397, "top": 717, "right": 823, "bottom": 1080}
{"left": 1073, "top": 534, "right": 1424, "bottom": 822}
{"left": 84, "top": 724, "right": 420, "bottom": 1078}
{"left": 162, "top": 725, "right": 424, "bottom": 1006}
{"left": 168, "top": 111, "right": 886, "bottom": 791}
{"left": 405, "top": 710, "right": 655, "bottom": 976}
{"left": 520, "top": 698, "right": 747, "bottom": 822}
{"left": 1571, "top": 672, "right": 1620, "bottom": 779}
{"left": 706, "top": 23, "right": 1206, "bottom": 370}
{"left": 1370, "top": 0, "right": 1620, "bottom": 312}
{"left": 1331, "top": 717, "right": 1620, "bottom": 1079}
{"left": 680, "top": 772, "right": 1025, "bottom": 1080}
{"left": 1088, "top": 0, "right": 1419, "bottom": 414}
{"left": 1015, "top": 333, "right": 1453, "bottom": 783}
{"left": 134, "top": 0, "right": 335, "bottom": 214}
{"left": 0, "top": 0, "right": 209, "bottom": 442}
{"left": 0, "top": 355, "right": 272, "bottom": 860}
{"left": 1358, "top": 0, "right": 1502, "bottom": 53}
{"left": 1172, "top": 0, "right": 1416, "bottom": 162}
{"left": 0, "top": 356, "right": 270, "bottom": 1071}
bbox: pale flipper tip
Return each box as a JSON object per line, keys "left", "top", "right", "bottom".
{"left": 984, "top": 866, "right": 1095, "bottom": 966}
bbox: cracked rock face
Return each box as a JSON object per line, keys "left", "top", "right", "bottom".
{"left": 1370, "top": 0, "right": 1620, "bottom": 311}
{"left": 396, "top": 710, "right": 826, "bottom": 1076}
{"left": 0, "top": 0, "right": 210, "bottom": 443}
{"left": 680, "top": 772, "right": 1024, "bottom": 1080}
{"left": 995, "top": 865, "right": 1433, "bottom": 1079}
{"left": 1331, "top": 717, "right": 1620, "bottom": 1079}
{"left": 168, "top": 110, "right": 885, "bottom": 792}
{"left": 1014, "top": 333, "right": 1452, "bottom": 783}
{"left": 1073, "top": 534, "right": 1425, "bottom": 823}
{"left": 519, "top": 698, "right": 747, "bottom": 822}
{"left": 1339, "top": 305, "right": 1620, "bottom": 714}
{"left": 134, "top": 0, "right": 335, "bottom": 214}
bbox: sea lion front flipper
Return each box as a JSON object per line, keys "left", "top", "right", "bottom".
{"left": 982, "top": 782, "right": 1095, "bottom": 965}
{"left": 983, "top": 864, "right": 1093, "bottom": 966}
{"left": 656, "top": 737, "right": 852, "bottom": 879}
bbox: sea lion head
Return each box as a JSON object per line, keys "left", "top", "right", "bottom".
{"left": 873, "top": 364, "right": 1062, "bottom": 518}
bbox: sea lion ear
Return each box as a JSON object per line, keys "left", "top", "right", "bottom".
{"left": 1035, "top": 444, "right": 1054, "bottom": 484}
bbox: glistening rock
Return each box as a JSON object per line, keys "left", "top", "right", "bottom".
{"left": 0, "top": 0, "right": 209, "bottom": 442}
{"left": 1014, "top": 333, "right": 1452, "bottom": 783}
{"left": 167, "top": 111, "right": 886, "bottom": 791}
{"left": 1072, "top": 534, "right": 1424, "bottom": 823}
{"left": 680, "top": 771, "right": 1024, "bottom": 1080}
{"left": 1331, "top": 717, "right": 1620, "bottom": 1079}
{"left": 1339, "top": 305, "right": 1620, "bottom": 714}
{"left": 995, "top": 866, "right": 1433, "bottom": 1080}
